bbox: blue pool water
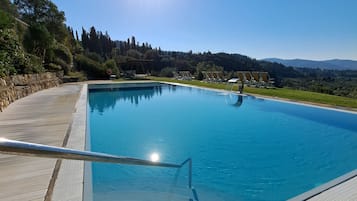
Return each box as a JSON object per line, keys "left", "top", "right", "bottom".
{"left": 88, "top": 83, "right": 357, "bottom": 201}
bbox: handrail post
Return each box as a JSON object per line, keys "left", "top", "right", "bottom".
{"left": 189, "top": 158, "right": 192, "bottom": 189}
{"left": 179, "top": 158, "right": 193, "bottom": 189}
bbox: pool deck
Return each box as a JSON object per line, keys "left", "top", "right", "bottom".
{"left": 0, "top": 80, "right": 356, "bottom": 201}
{"left": 0, "top": 83, "right": 83, "bottom": 201}
{"left": 289, "top": 170, "right": 357, "bottom": 201}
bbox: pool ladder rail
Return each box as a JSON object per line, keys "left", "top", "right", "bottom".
{"left": 0, "top": 138, "right": 199, "bottom": 201}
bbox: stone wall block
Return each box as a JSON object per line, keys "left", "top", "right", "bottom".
{"left": 0, "top": 72, "right": 61, "bottom": 112}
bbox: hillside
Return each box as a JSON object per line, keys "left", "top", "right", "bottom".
{"left": 1, "top": 0, "right": 356, "bottom": 99}
{"left": 263, "top": 58, "right": 357, "bottom": 70}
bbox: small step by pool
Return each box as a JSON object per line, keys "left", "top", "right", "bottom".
{"left": 87, "top": 83, "right": 357, "bottom": 201}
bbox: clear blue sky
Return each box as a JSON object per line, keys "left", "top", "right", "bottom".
{"left": 52, "top": 0, "right": 357, "bottom": 60}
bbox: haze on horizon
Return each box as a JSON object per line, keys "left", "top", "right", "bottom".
{"left": 53, "top": 0, "right": 357, "bottom": 61}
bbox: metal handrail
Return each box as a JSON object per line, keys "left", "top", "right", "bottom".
{"left": 0, "top": 138, "right": 193, "bottom": 189}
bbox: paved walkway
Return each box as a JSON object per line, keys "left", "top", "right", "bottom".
{"left": 0, "top": 84, "right": 82, "bottom": 201}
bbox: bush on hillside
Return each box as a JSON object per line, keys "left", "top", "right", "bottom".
{"left": 0, "top": 9, "right": 14, "bottom": 29}
{"left": 23, "top": 23, "right": 53, "bottom": 58}
{"left": 74, "top": 54, "right": 106, "bottom": 79}
{"left": 53, "top": 43, "right": 73, "bottom": 64}
{"left": 104, "top": 59, "right": 118, "bottom": 76}
{"left": 46, "top": 63, "right": 62, "bottom": 71}
{"left": 84, "top": 52, "right": 103, "bottom": 63}
{"left": 0, "top": 27, "right": 44, "bottom": 76}
{"left": 45, "top": 43, "right": 73, "bottom": 74}
{"left": 22, "top": 54, "right": 44, "bottom": 74}
{"left": 159, "top": 67, "right": 175, "bottom": 77}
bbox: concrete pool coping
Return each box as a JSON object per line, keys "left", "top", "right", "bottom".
{"left": 52, "top": 84, "right": 87, "bottom": 201}
{"left": 1, "top": 80, "right": 355, "bottom": 200}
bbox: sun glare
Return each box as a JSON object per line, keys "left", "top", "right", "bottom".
{"left": 150, "top": 152, "right": 160, "bottom": 162}
{"left": 123, "top": 0, "right": 176, "bottom": 14}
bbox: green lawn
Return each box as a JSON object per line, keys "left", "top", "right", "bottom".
{"left": 148, "top": 77, "right": 357, "bottom": 109}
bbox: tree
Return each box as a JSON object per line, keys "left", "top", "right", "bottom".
{"left": 23, "top": 23, "right": 53, "bottom": 60}
{"left": 131, "top": 36, "right": 136, "bottom": 48}
{"left": 81, "top": 27, "right": 88, "bottom": 49}
{"left": 88, "top": 26, "right": 99, "bottom": 53}
{"left": 80, "top": 27, "right": 115, "bottom": 59}
{"left": 14, "top": 0, "right": 66, "bottom": 41}
{"left": 127, "top": 49, "right": 142, "bottom": 59}
{"left": 196, "top": 61, "right": 223, "bottom": 72}
{"left": 75, "top": 30, "right": 79, "bottom": 41}
{"left": 144, "top": 49, "right": 159, "bottom": 60}
{"left": 43, "top": 2, "right": 66, "bottom": 42}
{"left": 0, "top": 9, "right": 14, "bottom": 29}
{"left": 0, "top": 0, "right": 17, "bottom": 15}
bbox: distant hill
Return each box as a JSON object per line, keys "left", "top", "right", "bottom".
{"left": 263, "top": 58, "right": 357, "bottom": 70}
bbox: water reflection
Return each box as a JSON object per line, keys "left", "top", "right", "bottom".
{"left": 166, "top": 84, "right": 177, "bottom": 92}
{"left": 89, "top": 86, "right": 162, "bottom": 113}
{"left": 225, "top": 93, "right": 244, "bottom": 107}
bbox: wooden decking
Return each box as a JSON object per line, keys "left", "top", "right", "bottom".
{"left": 0, "top": 84, "right": 82, "bottom": 201}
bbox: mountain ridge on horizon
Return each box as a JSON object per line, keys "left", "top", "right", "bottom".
{"left": 263, "top": 58, "right": 357, "bottom": 70}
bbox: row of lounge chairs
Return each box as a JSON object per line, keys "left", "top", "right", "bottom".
{"left": 201, "top": 71, "right": 225, "bottom": 82}
{"left": 235, "top": 71, "right": 275, "bottom": 88}
{"left": 201, "top": 71, "right": 274, "bottom": 88}
{"left": 172, "top": 70, "right": 274, "bottom": 88}
{"left": 173, "top": 71, "right": 193, "bottom": 80}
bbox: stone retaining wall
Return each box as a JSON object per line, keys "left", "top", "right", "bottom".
{"left": 0, "top": 72, "right": 62, "bottom": 112}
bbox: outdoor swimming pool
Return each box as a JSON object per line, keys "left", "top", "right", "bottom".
{"left": 87, "top": 83, "right": 357, "bottom": 201}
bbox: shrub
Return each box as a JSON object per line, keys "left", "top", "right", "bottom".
{"left": 0, "top": 51, "right": 16, "bottom": 77}
{"left": 53, "top": 57, "right": 71, "bottom": 74}
{"left": 75, "top": 54, "right": 106, "bottom": 79}
{"left": 23, "top": 24, "right": 53, "bottom": 57}
{"left": 127, "top": 49, "right": 142, "bottom": 59}
{"left": 0, "top": 28, "right": 28, "bottom": 76}
{"left": 85, "top": 52, "right": 103, "bottom": 63}
{"left": 159, "top": 67, "right": 175, "bottom": 77}
{"left": 23, "top": 54, "right": 45, "bottom": 74}
{"left": 44, "top": 43, "right": 73, "bottom": 74}
{"left": 53, "top": 43, "right": 73, "bottom": 64}
{"left": 46, "top": 63, "right": 62, "bottom": 71}
{"left": 0, "top": 10, "right": 14, "bottom": 29}
{"left": 67, "top": 71, "right": 87, "bottom": 82}
{"left": 104, "top": 59, "right": 118, "bottom": 76}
